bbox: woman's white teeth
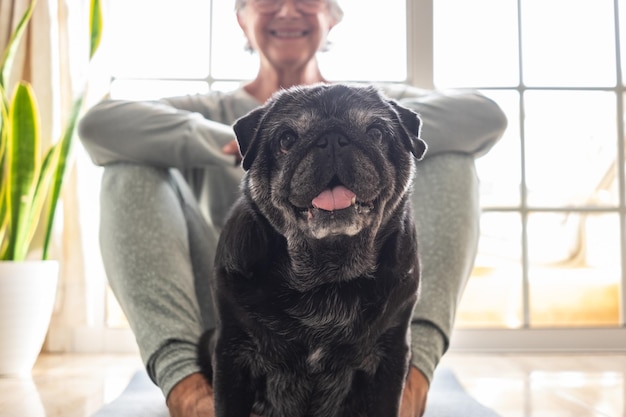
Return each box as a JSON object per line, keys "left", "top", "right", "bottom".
{"left": 273, "top": 30, "right": 305, "bottom": 38}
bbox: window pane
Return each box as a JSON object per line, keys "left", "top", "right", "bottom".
{"left": 433, "top": 0, "right": 519, "bottom": 88}
{"left": 318, "top": 0, "right": 406, "bottom": 81}
{"left": 110, "top": 80, "right": 209, "bottom": 100}
{"left": 521, "top": 0, "right": 616, "bottom": 87}
{"left": 211, "top": 81, "right": 246, "bottom": 92}
{"left": 524, "top": 91, "right": 617, "bottom": 207}
{"left": 476, "top": 90, "right": 521, "bottom": 207}
{"left": 528, "top": 213, "right": 621, "bottom": 327}
{"left": 108, "top": 0, "right": 211, "bottom": 79}
{"left": 210, "top": 1, "right": 260, "bottom": 80}
{"left": 457, "top": 213, "right": 523, "bottom": 328}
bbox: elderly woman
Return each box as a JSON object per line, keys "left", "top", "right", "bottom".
{"left": 79, "top": 1, "right": 506, "bottom": 416}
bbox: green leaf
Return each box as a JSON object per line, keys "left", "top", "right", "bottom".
{"left": 89, "top": 0, "right": 103, "bottom": 60}
{"left": 0, "top": 0, "right": 38, "bottom": 90}
{"left": 0, "top": 85, "right": 6, "bottom": 156}
{"left": 0, "top": 0, "right": 37, "bottom": 153}
{"left": 4, "top": 82, "right": 40, "bottom": 261}
{"left": 25, "top": 144, "right": 59, "bottom": 258}
{"left": 0, "top": 83, "right": 7, "bottom": 159}
{"left": 0, "top": 84, "right": 9, "bottom": 258}
{"left": 41, "top": 96, "right": 83, "bottom": 259}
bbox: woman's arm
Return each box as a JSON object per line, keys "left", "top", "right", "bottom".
{"left": 78, "top": 98, "right": 235, "bottom": 168}
{"left": 78, "top": 92, "right": 257, "bottom": 168}
{"left": 380, "top": 84, "right": 508, "bottom": 158}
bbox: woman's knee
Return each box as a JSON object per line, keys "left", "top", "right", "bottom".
{"left": 412, "top": 153, "right": 480, "bottom": 261}
{"left": 101, "top": 164, "right": 174, "bottom": 203}
{"left": 100, "top": 164, "right": 191, "bottom": 242}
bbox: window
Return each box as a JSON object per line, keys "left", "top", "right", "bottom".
{"left": 86, "top": 0, "right": 626, "bottom": 351}
{"left": 433, "top": 0, "right": 626, "bottom": 349}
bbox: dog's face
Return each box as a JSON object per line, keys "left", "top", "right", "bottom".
{"left": 234, "top": 84, "right": 427, "bottom": 242}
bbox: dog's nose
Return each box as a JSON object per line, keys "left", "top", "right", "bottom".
{"left": 316, "top": 132, "right": 350, "bottom": 148}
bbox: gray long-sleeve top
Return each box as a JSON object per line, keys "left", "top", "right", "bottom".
{"left": 81, "top": 84, "right": 505, "bottom": 168}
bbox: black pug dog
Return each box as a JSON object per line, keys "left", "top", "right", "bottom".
{"left": 198, "top": 84, "right": 427, "bottom": 417}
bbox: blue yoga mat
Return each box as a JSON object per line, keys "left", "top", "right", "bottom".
{"left": 92, "top": 367, "right": 501, "bottom": 417}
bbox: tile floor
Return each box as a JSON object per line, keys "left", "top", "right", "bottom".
{"left": 442, "top": 352, "right": 625, "bottom": 417}
{"left": 0, "top": 352, "right": 624, "bottom": 417}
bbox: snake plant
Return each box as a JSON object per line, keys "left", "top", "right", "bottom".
{"left": 0, "top": 0, "right": 102, "bottom": 261}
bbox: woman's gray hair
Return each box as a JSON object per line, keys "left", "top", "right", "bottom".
{"left": 235, "top": 0, "right": 344, "bottom": 23}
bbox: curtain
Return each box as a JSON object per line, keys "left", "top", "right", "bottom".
{"left": 1, "top": 0, "right": 94, "bottom": 351}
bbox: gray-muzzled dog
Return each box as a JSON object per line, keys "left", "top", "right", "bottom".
{"left": 198, "top": 84, "right": 427, "bottom": 417}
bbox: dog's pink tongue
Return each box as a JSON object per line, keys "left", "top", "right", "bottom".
{"left": 312, "top": 186, "right": 356, "bottom": 212}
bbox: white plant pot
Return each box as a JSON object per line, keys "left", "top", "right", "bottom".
{"left": 0, "top": 261, "right": 59, "bottom": 376}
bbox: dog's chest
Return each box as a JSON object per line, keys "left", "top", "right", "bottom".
{"left": 252, "top": 273, "right": 390, "bottom": 340}
{"left": 242, "top": 276, "right": 395, "bottom": 370}
{"left": 247, "top": 330, "right": 383, "bottom": 417}
{"left": 286, "top": 283, "right": 365, "bottom": 334}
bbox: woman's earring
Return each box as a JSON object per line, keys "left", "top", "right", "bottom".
{"left": 319, "top": 38, "right": 333, "bottom": 53}
{"left": 244, "top": 39, "right": 255, "bottom": 53}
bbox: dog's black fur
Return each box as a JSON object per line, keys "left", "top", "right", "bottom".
{"left": 198, "top": 84, "right": 427, "bottom": 417}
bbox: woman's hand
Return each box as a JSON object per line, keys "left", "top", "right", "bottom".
{"left": 166, "top": 373, "right": 260, "bottom": 417}
{"left": 400, "top": 366, "right": 430, "bottom": 417}
{"left": 222, "top": 140, "right": 243, "bottom": 164}
{"left": 167, "top": 373, "right": 215, "bottom": 417}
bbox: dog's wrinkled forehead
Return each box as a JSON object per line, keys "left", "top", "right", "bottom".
{"left": 235, "top": 84, "right": 426, "bottom": 170}
{"left": 268, "top": 84, "right": 394, "bottom": 128}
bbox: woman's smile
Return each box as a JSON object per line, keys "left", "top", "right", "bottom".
{"left": 269, "top": 28, "right": 310, "bottom": 39}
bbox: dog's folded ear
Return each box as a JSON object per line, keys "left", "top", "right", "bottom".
{"left": 233, "top": 107, "right": 267, "bottom": 171}
{"left": 389, "top": 100, "right": 428, "bottom": 161}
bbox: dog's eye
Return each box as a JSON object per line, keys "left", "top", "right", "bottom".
{"left": 366, "top": 125, "right": 384, "bottom": 142}
{"left": 279, "top": 132, "right": 297, "bottom": 153}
